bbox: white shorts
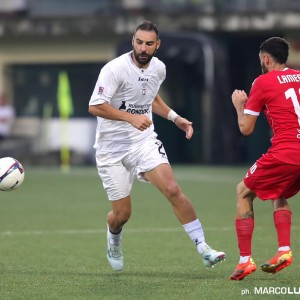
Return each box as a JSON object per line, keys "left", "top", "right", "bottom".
{"left": 96, "top": 137, "right": 169, "bottom": 201}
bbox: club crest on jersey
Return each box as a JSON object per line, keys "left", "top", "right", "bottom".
{"left": 98, "top": 87, "right": 104, "bottom": 95}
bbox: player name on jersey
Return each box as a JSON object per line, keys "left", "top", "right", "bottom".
{"left": 277, "top": 74, "right": 300, "bottom": 84}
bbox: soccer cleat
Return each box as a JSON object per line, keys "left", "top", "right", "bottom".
{"left": 229, "top": 257, "right": 257, "bottom": 280}
{"left": 106, "top": 227, "right": 123, "bottom": 271}
{"left": 261, "top": 250, "right": 293, "bottom": 274}
{"left": 201, "top": 245, "right": 226, "bottom": 268}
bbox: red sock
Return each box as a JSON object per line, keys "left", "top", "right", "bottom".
{"left": 274, "top": 210, "right": 292, "bottom": 248}
{"left": 236, "top": 218, "right": 254, "bottom": 256}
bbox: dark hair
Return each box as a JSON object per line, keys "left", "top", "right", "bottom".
{"left": 260, "top": 37, "right": 289, "bottom": 64}
{"left": 134, "top": 20, "right": 159, "bottom": 39}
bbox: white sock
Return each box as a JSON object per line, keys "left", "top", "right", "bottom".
{"left": 183, "top": 219, "right": 207, "bottom": 254}
{"left": 196, "top": 241, "right": 209, "bottom": 255}
{"left": 108, "top": 226, "right": 122, "bottom": 245}
{"left": 278, "top": 246, "right": 290, "bottom": 251}
{"left": 239, "top": 256, "right": 250, "bottom": 264}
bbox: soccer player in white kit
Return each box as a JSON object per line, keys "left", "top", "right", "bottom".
{"left": 0, "top": 94, "right": 15, "bottom": 141}
{"left": 89, "top": 20, "right": 225, "bottom": 271}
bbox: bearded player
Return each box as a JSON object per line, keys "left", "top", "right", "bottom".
{"left": 230, "top": 37, "right": 300, "bottom": 280}
{"left": 89, "top": 20, "right": 226, "bottom": 272}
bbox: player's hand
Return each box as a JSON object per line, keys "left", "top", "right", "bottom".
{"left": 174, "top": 117, "right": 193, "bottom": 140}
{"left": 232, "top": 89, "right": 248, "bottom": 109}
{"left": 129, "top": 114, "right": 153, "bottom": 131}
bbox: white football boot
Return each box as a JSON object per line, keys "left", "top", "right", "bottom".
{"left": 106, "top": 227, "right": 123, "bottom": 271}
{"left": 201, "top": 245, "right": 226, "bottom": 268}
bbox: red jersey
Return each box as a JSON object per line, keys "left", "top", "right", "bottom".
{"left": 245, "top": 68, "right": 300, "bottom": 165}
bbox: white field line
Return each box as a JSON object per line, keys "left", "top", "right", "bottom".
{"left": 2, "top": 226, "right": 298, "bottom": 237}
{"left": 174, "top": 173, "right": 241, "bottom": 184}
{"left": 0, "top": 227, "right": 227, "bottom": 236}
{"left": 28, "top": 168, "right": 242, "bottom": 184}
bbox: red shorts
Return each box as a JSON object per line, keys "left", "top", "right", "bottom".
{"left": 244, "top": 153, "right": 300, "bottom": 200}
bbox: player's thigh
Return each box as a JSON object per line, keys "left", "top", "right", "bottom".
{"left": 144, "top": 164, "right": 177, "bottom": 190}
{"left": 96, "top": 160, "right": 134, "bottom": 201}
{"left": 236, "top": 180, "right": 256, "bottom": 200}
{"left": 244, "top": 154, "right": 300, "bottom": 200}
{"left": 124, "top": 137, "right": 170, "bottom": 184}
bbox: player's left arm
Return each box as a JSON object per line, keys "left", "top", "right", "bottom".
{"left": 152, "top": 94, "right": 193, "bottom": 139}
{"left": 232, "top": 89, "right": 258, "bottom": 136}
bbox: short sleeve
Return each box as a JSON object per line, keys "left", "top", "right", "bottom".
{"left": 244, "top": 77, "right": 265, "bottom": 116}
{"left": 89, "top": 65, "right": 120, "bottom": 105}
{"left": 158, "top": 61, "right": 166, "bottom": 85}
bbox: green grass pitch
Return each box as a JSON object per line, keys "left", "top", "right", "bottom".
{"left": 0, "top": 165, "right": 299, "bottom": 299}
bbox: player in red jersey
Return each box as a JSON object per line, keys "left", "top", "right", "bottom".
{"left": 229, "top": 37, "right": 300, "bottom": 280}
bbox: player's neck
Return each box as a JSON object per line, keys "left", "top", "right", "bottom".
{"left": 270, "top": 63, "right": 286, "bottom": 72}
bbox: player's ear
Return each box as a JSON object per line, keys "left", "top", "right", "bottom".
{"left": 265, "top": 53, "right": 271, "bottom": 65}
{"left": 132, "top": 35, "right": 135, "bottom": 47}
{"left": 156, "top": 39, "right": 161, "bottom": 50}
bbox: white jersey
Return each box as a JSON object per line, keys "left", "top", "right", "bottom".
{"left": 89, "top": 51, "right": 166, "bottom": 153}
{"left": 0, "top": 105, "right": 15, "bottom": 137}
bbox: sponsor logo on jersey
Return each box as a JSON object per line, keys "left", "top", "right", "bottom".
{"left": 119, "top": 101, "right": 126, "bottom": 110}
{"left": 119, "top": 102, "right": 151, "bottom": 115}
{"left": 138, "top": 77, "right": 148, "bottom": 82}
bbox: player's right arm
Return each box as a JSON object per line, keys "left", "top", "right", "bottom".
{"left": 89, "top": 64, "right": 152, "bottom": 131}
{"left": 89, "top": 102, "right": 152, "bottom": 131}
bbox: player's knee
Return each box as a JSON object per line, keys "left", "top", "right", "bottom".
{"left": 114, "top": 209, "right": 131, "bottom": 226}
{"left": 164, "top": 181, "right": 181, "bottom": 199}
{"left": 119, "top": 211, "right": 131, "bottom": 225}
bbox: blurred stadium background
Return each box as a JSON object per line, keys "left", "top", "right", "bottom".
{"left": 0, "top": 0, "right": 300, "bottom": 167}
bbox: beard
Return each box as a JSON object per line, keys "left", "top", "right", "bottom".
{"left": 261, "top": 61, "right": 268, "bottom": 74}
{"left": 133, "top": 49, "right": 156, "bottom": 66}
